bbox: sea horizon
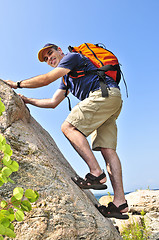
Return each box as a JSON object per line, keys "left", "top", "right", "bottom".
{"left": 94, "top": 188, "right": 159, "bottom": 201}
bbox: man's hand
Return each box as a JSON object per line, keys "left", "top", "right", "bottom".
{"left": 4, "top": 80, "right": 17, "bottom": 89}
{"left": 18, "top": 89, "right": 66, "bottom": 108}
{"left": 18, "top": 94, "right": 30, "bottom": 104}
{"left": 3, "top": 67, "right": 70, "bottom": 89}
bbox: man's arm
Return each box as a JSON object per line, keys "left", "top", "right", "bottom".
{"left": 4, "top": 67, "right": 70, "bottom": 89}
{"left": 19, "top": 89, "right": 67, "bottom": 108}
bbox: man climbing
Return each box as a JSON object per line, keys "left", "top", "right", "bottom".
{"left": 5, "top": 43, "right": 129, "bottom": 219}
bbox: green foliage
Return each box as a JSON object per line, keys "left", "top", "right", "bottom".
{"left": 13, "top": 187, "right": 24, "bottom": 200}
{"left": 25, "top": 189, "right": 39, "bottom": 203}
{"left": 0, "top": 99, "right": 5, "bottom": 116}
{"left": 141, "top": 210, "right": 146, "bottom": 216}
{"left": 121, "top": 215, "right": 150, "bottom": 240}
{"left": 0, "top": 98, "right": 39, "bottom": 239}
{"left": 107, "top": 192, "right": 111, "bottom": 197}
{"left": 0, "top": 133, "right": 18, "bottom": 187}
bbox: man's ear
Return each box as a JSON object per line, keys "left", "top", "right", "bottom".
{"left": 58, "top": 47, "right": 63, "bottom": 54}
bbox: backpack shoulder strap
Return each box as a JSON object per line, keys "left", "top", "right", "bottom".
{"left": 63, "top": 74, "right": 72, "bottom": 111}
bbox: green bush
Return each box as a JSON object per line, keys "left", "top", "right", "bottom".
{"left": 0, "top": 98, "right": 39, "bottom": 239}
{"left": 121, "top": 213, "right": 150, "bottom": 240}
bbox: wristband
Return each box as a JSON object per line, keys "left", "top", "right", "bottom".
{"left": 17, "top": 81, "right": 23, "bottom": 88}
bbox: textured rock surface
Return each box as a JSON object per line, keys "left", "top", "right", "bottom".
{"left": 99, "top": 190, "right": 159, "bottom": 239}
{"left": 0, "top": 79, "right": 122, "bottom": 240}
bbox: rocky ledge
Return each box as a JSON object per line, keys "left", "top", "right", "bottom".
{"left": 99, "top": 189, "right": 159, "bottom": 240}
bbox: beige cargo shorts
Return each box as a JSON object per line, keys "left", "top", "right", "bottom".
{"left": 65, "top": 88, "right": 122, "bottom": 151}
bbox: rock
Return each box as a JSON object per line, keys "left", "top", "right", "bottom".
{"left": 99, "top": 195, "right": 113, "bottom": 206}
{"left": 126, "top": 190, "right": 159, "bottom": 239}
{"left": 99, "top": 189, "right": 159, "bottom": 239}
{"left": 0, "top": 79, "right": 122, "bottom": 240}
{"left": 126, "top": 189, "right": 159, "bottom": 214}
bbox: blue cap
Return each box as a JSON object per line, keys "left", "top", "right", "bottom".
{"left": 38, "top": 43, "right": 55, "bottom": 62}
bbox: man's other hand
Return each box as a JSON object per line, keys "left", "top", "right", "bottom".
{"left": 18, "top": 94, "right": 30, "bottom": 104}
{"left": 4, "top": 80, "right": 17, "bottom": 89}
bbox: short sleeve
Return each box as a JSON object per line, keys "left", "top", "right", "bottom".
{"left": 59, "top": 76, "right": 67, "bottom": 90}
{"left": 57, "top": 52, "right": 80, "bottom": 70}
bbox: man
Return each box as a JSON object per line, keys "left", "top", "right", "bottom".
{"left": 5, "top": 43, "right": 128, "bottom": 219}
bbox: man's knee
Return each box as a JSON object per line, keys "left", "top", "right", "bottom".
{"left": 61, "top": 121, "right": 68, "bottom": 134}
{"left": 61, "top": 121, "right": 74, "bottom": 135}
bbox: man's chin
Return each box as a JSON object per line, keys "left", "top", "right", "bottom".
{"left": 50, "top": 61, "right": 58, "bottom": 67}
{"left": 49, "top": 63, "right": 56, "bottom": 68}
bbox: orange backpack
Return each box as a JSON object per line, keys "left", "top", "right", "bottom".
{"left": 65, "top": 43, "right": 128, "bottom": 110}
{"left": 68, "top": 43, "right": 121, "bottom": 84}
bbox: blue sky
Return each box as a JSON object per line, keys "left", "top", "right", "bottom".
{"left": 0, "top": 0, "right": 159, "bottom": 194}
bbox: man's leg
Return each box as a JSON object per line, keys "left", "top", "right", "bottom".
{"left": 101, "top": 148, "right": 128, "bottom": 212}
{"left": 61, "top": 121, "right": 106, "bottom": 183}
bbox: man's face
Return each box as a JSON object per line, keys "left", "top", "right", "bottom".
{"left": 42, "top": 47, "right": 64, "bottom": 67}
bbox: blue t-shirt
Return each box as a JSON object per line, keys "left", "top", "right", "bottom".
{"left": 58, "top": 52, "right": 118, "bottom": 101}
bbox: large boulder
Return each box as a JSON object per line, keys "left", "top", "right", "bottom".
{"left": 126, "top": 190, "right": 159, "bottom": 240}
{"left": 99, "top": 190, "right": 159, "bottom": 239}
{"left": 0, "top": 79, "right": 122, "bottom": 240}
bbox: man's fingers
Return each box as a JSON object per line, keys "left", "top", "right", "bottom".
{"left": 3, "top": 80, "right": 17, "bottom": 89}
{"left": 18, "top": 94, "right": 29, "bottom": 104}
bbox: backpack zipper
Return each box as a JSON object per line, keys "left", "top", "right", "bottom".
{"left": 84, "top": 43, "right": 104, "bottom": 67}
